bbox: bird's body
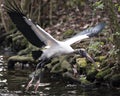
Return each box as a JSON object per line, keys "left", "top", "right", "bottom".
{"left": 42, "top": 42, "right": 74, "bottom": 58}
{"left": 4, "top": 0, "right": 106, "bottom": 92}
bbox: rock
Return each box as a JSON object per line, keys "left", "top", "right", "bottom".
{"left": 18, "top": 44, "right": 39, "bottom": 56}
{"left": 8, "top": 56, "right": 35, "bottom": 69}
{"left": 50, "top": 56, "right": 72, "bottom": 73}
{"left": 76, "top": 58, "right": 87, "bottom": 68}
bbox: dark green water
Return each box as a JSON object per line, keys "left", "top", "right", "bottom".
{"left": 0, "top": 52, "right": 120, "bottom": 96}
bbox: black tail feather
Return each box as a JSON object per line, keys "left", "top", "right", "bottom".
{"left": 32, "top": 50, "right": 43, "bottom": 60}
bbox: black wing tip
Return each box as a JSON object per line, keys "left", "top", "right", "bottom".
{"left": 32, "top": 50, "right": 43, "bottom": 60}
{"left": 87, "top": 22, "right": 106, "bottom": 37}
{"left": 96, "top": 22, "right": 106, "bottom": 32}
{"left": 4, "top": 0, "right": 23, "bottom": 15}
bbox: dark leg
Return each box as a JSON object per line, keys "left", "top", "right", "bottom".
{"left": 25, "top": 59, "right": 45, "bottom": 91}
{"left": 25, "top": 57, "right": 50, "bottom": 91}
{"left": 34, "top": 69, "right": 42, "bottom": 92}
{"left": 33, "top": 58, "right": 51, "bottom": 91}
{"left": 34, "top": 79, "right": 40, "bottom": 92}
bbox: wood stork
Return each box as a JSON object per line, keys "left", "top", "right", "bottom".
{"left": 4, "top": 0, "right": 106, "bottom": 91}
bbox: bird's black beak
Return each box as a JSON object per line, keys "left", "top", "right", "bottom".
{"left": 78, "top": 48, "right": 95, "bottom": 63}
{"left": 78, "top": 48, "right": 99, "bottom": 69}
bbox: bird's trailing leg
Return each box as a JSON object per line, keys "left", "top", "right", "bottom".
{"left": 34, "top": 69, "right": 43, "bottom": 92}
{"left": 25, "top": 58, "right": 46, "bottom": 91}
{"left": 33, "top": 57, "right": 51, "bottom": 91}
{"left": 34, "top": 79, "right": 40, "bottom": 92}
{"left": 25, "top": 76, "right": 34, "bottom": 91}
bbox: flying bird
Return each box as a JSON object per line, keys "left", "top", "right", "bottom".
{"left": 4, "top": 0, "right": 106, "bottom": 91}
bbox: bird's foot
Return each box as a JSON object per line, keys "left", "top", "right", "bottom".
{"left": 34, "top": 79, "right": 40, "bottom": 92}
{"left": 25, "top": 77, "right": 34, "bottom": 91}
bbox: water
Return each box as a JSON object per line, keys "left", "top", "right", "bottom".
{"left": 0, "top": 53, "right": 120, "bottom": 96}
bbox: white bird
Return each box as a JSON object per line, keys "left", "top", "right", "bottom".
{"left": 4, "top": 0, "right": 105, "bottom": 91}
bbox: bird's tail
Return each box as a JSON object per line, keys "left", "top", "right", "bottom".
{"left": 32, "top": 50, "right": 43, "bottom": 60}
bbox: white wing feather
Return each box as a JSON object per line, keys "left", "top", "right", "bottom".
{"left": 64, "top": 22, "right": 105, "bottom": 45}
{"left": 64, "top": 35, "right": 89, "bottom": 45}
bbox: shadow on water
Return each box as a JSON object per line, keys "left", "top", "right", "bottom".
{"left": 0, "top": 49, "right": 120, "bottom": 96}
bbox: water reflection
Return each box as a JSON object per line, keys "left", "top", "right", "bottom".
{"left": 0, "top": 55, "right": 120, "bottom": 96}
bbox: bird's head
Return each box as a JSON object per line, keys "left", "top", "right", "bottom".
{"left": 74, "top": 48, "right": 95, "bottom": 63}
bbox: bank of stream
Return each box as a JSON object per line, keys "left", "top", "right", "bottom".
{"left": 0, "top": 50, "right": 120, "bottom": 96}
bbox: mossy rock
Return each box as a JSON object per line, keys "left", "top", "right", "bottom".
{"left": 50, "top": 58, "right": 71, "bottom": 73}
{"left": 95, "top": 68, "right": 111, "bottom": 80}
{"left": 45, "top": 58, "right": 59, "bottom": 69}
{"left": 18, "top": 44, "right": 39, "bottom": 55}
{"left": 8, "top": 56, "right": 34, "bottom": 62}
{"left": 61, "top": 60, "right": 72, "bottom": 71}
{"left": 8, "top": 56, "right": 34, "bottom": 69}
{"left": 110, "top": 74, "right": 120, "bottom": 87}
{"left": 76, "top": 58, "right": 87, "bottom": 68}
{"left": 50, "top": 63, "right": 62, "bottom": 73}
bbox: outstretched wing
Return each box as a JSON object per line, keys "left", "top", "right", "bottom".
{"left": 4, "top": 0, "right": 59, "bottom": 48}
{"left": 64, "top": 22, "right": 106, "bottom": 45}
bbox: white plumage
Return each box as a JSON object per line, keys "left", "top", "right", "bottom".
{"left": 24, "top": 17, "right": 105, "bottom": 59}
{"left": 4, "top": 0, "right": 106, "bottom": 91}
